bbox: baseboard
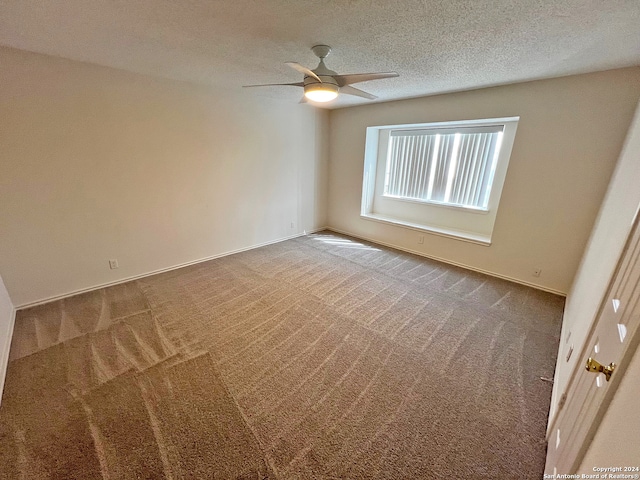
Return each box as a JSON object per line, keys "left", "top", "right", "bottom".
{"left": 17, "top": 227, "right": 329, "bottom": 310}
{"left": 324, "top": 227, "right": 567, "bottom": 297}
{"left": 0, "top": 306, "right": 16, "bottom": 406}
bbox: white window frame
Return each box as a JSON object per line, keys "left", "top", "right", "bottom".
{"left": 361, "top": 117, "right": 519, "bottom": 245}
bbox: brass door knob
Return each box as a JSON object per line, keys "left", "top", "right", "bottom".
{"left": 585, "top": 357, "right": 616, "bottom": 382}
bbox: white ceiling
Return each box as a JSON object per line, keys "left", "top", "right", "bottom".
{"left": 1, "top": 0, "right": 639, "bottom": 108}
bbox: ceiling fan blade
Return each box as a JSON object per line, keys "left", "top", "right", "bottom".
{"left": 243, "top": 82, "right": 304, "bottom": 88}
{"left": 285, "top": 62, "right": 322, "bottom": 83}
{"left": 334, "top": 72, "right": 399, "bottom": 87}
{"left": 339, "top": 85, "right": 378, "bottom": 100}
{"left": 299, "top": 95, "right": 308, "bottom": 104}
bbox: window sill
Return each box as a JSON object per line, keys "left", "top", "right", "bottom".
{"left": 360, "top": 213, "right": 492, "bottom": 246}
{"left": 381, "top": 194, "right": 490, "bottom": 214}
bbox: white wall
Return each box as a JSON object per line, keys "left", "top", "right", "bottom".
{"left": 549, "top": 100, "right": 640, "bottom": 425}
{"left": 328, "top": 68, "right": 640, "bottom": 294}
{"left": 0, "top": 47, "right": 329, "bottom": 306}
{"left": 0, "top": 273, "right": 16, "bottom": 405}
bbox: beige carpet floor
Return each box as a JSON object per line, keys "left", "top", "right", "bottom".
{"left": 0, "top": 232, "right": 563, "bottom": 479}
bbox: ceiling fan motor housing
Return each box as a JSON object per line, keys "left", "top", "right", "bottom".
{"left": 303, "top": 75, "right": 338, "bottom": 87}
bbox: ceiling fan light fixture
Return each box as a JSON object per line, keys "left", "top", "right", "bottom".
{"left": 304, "top": 83, "right": 339, "bottom": 102}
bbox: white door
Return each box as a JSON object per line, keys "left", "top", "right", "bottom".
{"left": 545, "top": 208, "right": 640, "bottom": 474}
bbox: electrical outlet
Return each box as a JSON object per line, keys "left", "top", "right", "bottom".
{"left": 533, "top": 268, "right": 542, "bottom": 277}
{"left": 418, "top": 235, "right": 424, "bottom": 245}
{"left": 290, "top": 222, "right": 295, "bottom": 229}
{"left": 109, "top": 259, "right": 119, "bottom": 270}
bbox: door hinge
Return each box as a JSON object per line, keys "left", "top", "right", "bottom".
{"left": 558, "top": 393, "right": 567, "bottom": 411}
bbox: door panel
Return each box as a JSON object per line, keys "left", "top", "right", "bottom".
{"left": 545, "top": 209, "right": 640, "bottom": 474}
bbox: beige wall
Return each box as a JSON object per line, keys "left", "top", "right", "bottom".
{"left": 0, "top": 273, "right": 15, "bottom": 404}
{"left": 1, "top": 45, "right": 638, "bottom": 307}
{"left": 0, "top": 47, "right": 329, "bottom": 306}
{"left": 327, "top": 68, "right": 640, "bottom": 294}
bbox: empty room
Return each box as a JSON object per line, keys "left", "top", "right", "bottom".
{"left": 1, "top": 1, "right": 640, "bottom": 478}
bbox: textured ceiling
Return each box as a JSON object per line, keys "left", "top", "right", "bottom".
{"left": 1, "top": 0, "right": 639, "bottom": 108}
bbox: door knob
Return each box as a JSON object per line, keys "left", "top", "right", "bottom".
{"left": 585, "top": 358, "right": 616, "bottom": 382}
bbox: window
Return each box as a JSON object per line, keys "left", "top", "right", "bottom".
{"left": 361, "top": 117, "right": 519, "bottom": 245}
{"left": 384, "top": 126, "right": 503, "bottom": 210}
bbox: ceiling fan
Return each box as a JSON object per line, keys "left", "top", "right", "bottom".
{"left": 243, "top": 45, "right": 399, "bottom": 103}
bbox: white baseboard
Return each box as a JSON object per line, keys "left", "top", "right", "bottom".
{"left": 15, "top": 223, "right": 562, "bottom": 310}
{"left": 17, "top": 227, "right": 329, "bottom": 310}
{"left": 324, "top": 227, "right": 567, "bottom": 297}
{"left": 0, "top": 306, "right": 16, "bottom": 406}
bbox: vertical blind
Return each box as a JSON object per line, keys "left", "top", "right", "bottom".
{"left": 384, "top": 126, "right": 504, "bottom": 210}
